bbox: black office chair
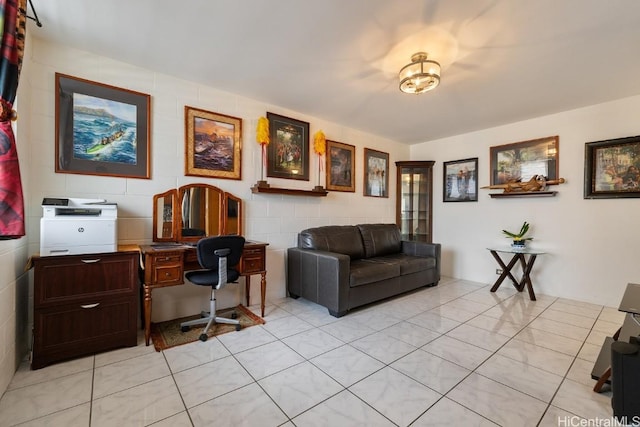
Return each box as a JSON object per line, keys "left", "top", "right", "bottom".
{"left": 180, "top": 235, "right": 246, "bottom": 341}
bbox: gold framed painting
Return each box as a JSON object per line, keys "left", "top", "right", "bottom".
{"left": 185, "top": 106, "right": 242, "bottom": 180}
{"left": 326, "top": 140, "right": 355, "bottom": 192}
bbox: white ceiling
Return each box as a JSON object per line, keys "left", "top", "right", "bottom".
{"left": 29, "top": 0, "right": 640, "bottom": 144}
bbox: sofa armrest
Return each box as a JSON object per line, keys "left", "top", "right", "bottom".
{"left": 286, "top": 248, "right": 351, "bottom": 315}
{"left": 401, "top": 241, "right": 441, "bottom": 281}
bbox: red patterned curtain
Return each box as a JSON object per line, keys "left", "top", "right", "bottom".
{"left": 0, "top": 0, "right": 26, "bottom": 239}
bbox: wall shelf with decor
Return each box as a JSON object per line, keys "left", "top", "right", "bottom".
{"left": 251, "top": 185, "right": 328, "bottom": 197}
{"left": 489, "top": 191, "right": 557, "bottom": 198}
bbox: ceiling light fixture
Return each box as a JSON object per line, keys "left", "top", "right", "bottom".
{"left": 399, "top": 52, "right": 441, "bottom": 94}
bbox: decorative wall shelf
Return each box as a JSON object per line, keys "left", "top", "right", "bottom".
{"left": 489, "top": 191, "right": 557, "bottom": 198}
{"left": 251, "top": 185, "right": 328, "bottom": 197}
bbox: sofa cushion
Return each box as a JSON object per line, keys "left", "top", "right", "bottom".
{"left": 377, "top": 253, "right": 436, "bottom": 275}
{"left": 298, "top": 225, "right": 365, "bottom": 260}
{"left": 357, "top": 223, "right": 402, "bottom": 258}
{"left": 349, "top": 259, "right": 400, "bottom": 287}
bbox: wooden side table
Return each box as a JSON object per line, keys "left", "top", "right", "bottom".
{"left": 487, "top": 247, "right": 546, "bottom": 301}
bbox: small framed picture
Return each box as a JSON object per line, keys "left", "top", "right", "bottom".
{"left": 584, "top": 135, "right": 640, "bottom": 199}
{"left": 364, "top": 148, "right": 389, "bottom": 197}
{"left": 184, "top": 106, "right": 242, "bottom": 180}
{"left": 55, "top": 73, "right": 151, "bottom": 179}
{"left": 266, "top": 112, "right": 310, "bottom": 181}
{"left": 443, "top": 158, "right": 478, "bottom": 202}
{"left": 326, "top": 140, "right": 355, "bottom": 192}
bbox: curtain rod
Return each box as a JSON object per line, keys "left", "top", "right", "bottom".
{"left": 25, "top": 0, "right": 42, "bottom": 28}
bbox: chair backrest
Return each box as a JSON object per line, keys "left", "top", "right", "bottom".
{"left": 196, "top": 235, "right": 245, "bottom": 270}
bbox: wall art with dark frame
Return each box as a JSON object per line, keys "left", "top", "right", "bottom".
{"left": 184, "top": 106, "right": 242, "bottom": 180}
{"left": 364, "top": 148, "right": 389, "bottom": 198}
{"left": 584, "top": 135, "right": 640, "bottom": 199}
{"left": 443, "top": 157, "right": 478, "bottom": 202}
{"left": 326, "top": 140, "right": 355, "bottom": 192}
{"left": 490, "top": 136, "right": 558, "bottom": 186}
{"left": 266, "top": 112, "right": 310, "bottom": 181}
{"left": 55, "top": 73, "right": 151, "bottom": 179}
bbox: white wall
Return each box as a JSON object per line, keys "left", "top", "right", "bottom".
{"left": 22, "top": 37, "right": 408, "bottom": 324}
{"left": 411, "top": 95, "right": 640, "bottom": 307}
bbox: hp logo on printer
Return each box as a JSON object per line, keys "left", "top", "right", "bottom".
{"left": 78, "top": 227, "right": 85, "bottom": 232}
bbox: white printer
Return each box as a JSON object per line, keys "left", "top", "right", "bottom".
{"left": 40, "top": 197, "right": 118, "bottom": 256}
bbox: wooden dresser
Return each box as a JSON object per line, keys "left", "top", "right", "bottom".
{"left": 31, "top": 251, "right": 138, "bottom": 369}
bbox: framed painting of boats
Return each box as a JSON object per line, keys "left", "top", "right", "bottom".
{"left": 55, "top": 73, "right": 151, "bottom": 179}
{"left": 184, "top": 106, "right": 242, "bottom": 180}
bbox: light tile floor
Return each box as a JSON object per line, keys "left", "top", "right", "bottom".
{"left": 0, "top": 277, "right": 625, "bottom": 426}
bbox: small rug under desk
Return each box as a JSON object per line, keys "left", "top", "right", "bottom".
{"left": 150, "top": 305, "right": 265, "bottom": 351}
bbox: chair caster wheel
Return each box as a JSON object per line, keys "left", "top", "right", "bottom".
{"left": 199, "top": 333, "right": 208, "bottom": 342}
{"left": 181, "top": 326, "right": 190, "bottom": 333}
{"left": 231, "top": 312, "right": 238, "bottom": 319}
{"left": 235, "top": 324, "right": 241, "bottom": 331}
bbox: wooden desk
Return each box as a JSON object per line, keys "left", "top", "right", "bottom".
{"left": 488, "top": 247, "right": 545, "bottom": 301}
{"left": 139, "top": 241, "right": 268, "bottom": 346}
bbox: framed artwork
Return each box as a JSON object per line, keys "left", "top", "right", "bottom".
{"left": 266, "top": 112, "right": 310, "bottom": 180}
{"left": 55, "top": 73, "right": 151, "bottom": 179}
{"left": 584, "top": 135, "right": 640, "bottom": 199}
{"left": 184, "top": 106, "right": 242, "bottom": 180}
{"left": 443, "top": 157, "right": 478, "bottom": 202}
{"left": 490, "top": 136, "right": 559, "bottom": 185}
{"left": 326, "top": 140, "right": 355, "bottom": 192}
{"left": 364, "top": 148, "right": 389, "bottom": 197}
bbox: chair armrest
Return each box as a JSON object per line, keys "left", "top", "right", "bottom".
{"left": 214, "top": 248, "right": 231, "bottom": 257}
{"left": 287, "top": 248, "right": 351, "bottom": 314}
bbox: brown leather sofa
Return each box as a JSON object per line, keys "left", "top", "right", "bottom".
{"left": 286, "top": 223, "right": 441, "bottom": 317}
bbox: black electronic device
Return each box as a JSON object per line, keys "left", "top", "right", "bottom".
{"left": 611, "top": 337, "right": 640, "bottom": 421}
{"left": 41, "top": 197, "right": 69, "bottom": 206}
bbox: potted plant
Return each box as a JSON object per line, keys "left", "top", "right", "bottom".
{"left": 502, "top": 221, "right": 533, "bottom": 249}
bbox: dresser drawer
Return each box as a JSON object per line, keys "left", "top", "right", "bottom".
{"left": 33, "top": 252, "right": 137, "bottom": 307}
{"left": 154, "top": 253, "right": 183, "bottom": 265}
{"left": 32, "top": 295, "right": 137, "bottom": 369}
{"left": 241, "top": 251, "right": 265, "bottom": 274}
{"left": 146, "top": 251, "right": 183, "bottom": 285}
{"left": 152, "top": 264, "right": 183, "bottom": 285}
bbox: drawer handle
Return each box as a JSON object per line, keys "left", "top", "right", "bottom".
{"left": 80, "top": 303, "right": 100, "bottom": 309}
{"left": 81, "top": 259, "right": 101, "bottom": 264}
{"left": 165, "top": 272, "right": 171, "bottom": 277}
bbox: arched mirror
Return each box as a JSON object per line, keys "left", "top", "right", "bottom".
{"left": 152, "top": 183, "right": 242, "bottom": 243}
{"left": 153, "top": 189, "right": 177, "bottom": 242}
{"left": 178, "top": 184, "right": 223, "bottom": 242}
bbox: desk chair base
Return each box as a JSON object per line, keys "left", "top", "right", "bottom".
{"left": 180, "top": 288, "right": 241, "bottom": 342}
